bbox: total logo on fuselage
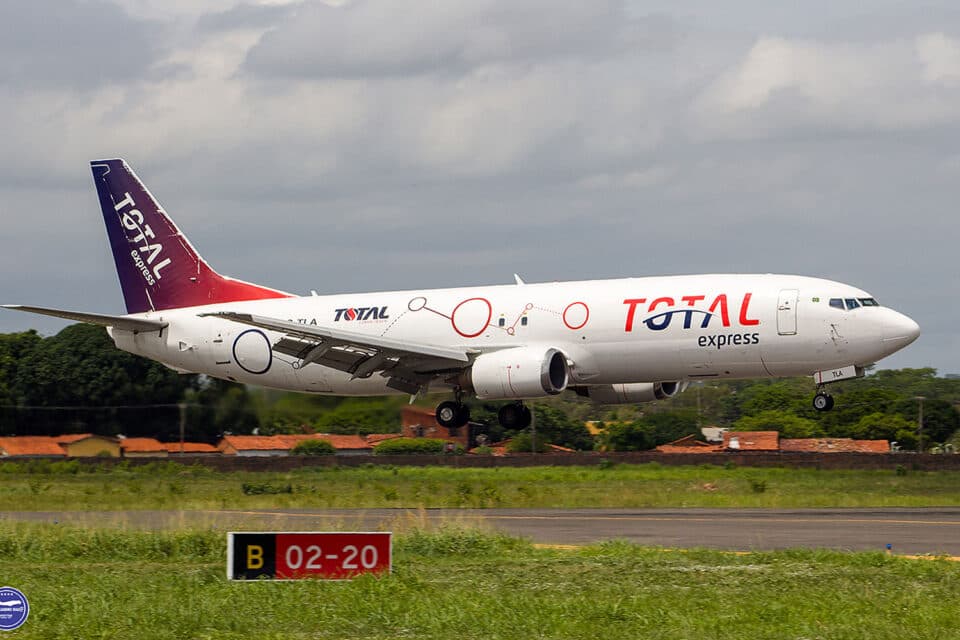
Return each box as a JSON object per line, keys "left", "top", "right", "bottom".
{"left": 334, "top": 306, "right": 390, "bottom": 322}
{"left": 623, "top": 293, "right": 760, "bottom": 332}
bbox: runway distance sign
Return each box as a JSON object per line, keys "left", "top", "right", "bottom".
{"left": 228, "top": 532, "right": 392, "bottom": 580}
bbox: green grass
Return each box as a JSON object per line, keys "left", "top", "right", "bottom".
{"left": 2, "top": 521, "right": 959, "bottom": 639}
{"left": 2, "top": 461, "right": 960, "bottom": 510}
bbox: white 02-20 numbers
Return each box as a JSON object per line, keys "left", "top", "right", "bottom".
{"left": 284, "top": 544, "right": 380, "bottom": 570}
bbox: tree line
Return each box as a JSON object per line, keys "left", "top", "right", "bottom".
{"left": 0, "top": 324, "right": 957, "bottom": 451}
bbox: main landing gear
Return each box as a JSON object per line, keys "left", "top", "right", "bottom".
{"left": 497, "top": 402, "right": 532, "bottom": 430}
{"left": 812, "top": 388, "right": 835, "bottom": 412}
{"left": 435, "top": 399, "right": 471, "bottom": 429}
{"left": 435, "top": 396, "right": 533, "bottom": 430}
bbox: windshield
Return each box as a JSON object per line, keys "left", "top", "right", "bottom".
{"left": 829, "top": 297, "right": 880, "bottom": 310}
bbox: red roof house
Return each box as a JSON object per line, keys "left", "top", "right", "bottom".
{"left": 0, "top": 436, "right": 67, "bottom": 458}
{"left": 722, "top": 431, "right": 780, "bottom": 451}
{"left": 218, "top": 434, "right": 373, "bottom": 456}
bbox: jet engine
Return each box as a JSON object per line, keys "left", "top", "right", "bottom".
{"left": 575, "top": 382, "right": 684, "bottom": 404}
{"left": 464, "top": 346, "right": 569, "bottom": 400}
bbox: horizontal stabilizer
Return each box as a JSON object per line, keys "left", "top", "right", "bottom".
{"left": 2, "top": 305, "right": 167, "bottom": 333}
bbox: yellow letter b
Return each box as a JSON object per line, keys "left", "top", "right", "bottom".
{"left": 247, "top": 545, "right": 264, "bottom": 569}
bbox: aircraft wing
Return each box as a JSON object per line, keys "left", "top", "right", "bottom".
{"left": 203, "top": 311, "right": 473, "bottom": 394}
{"left": 3, "top": 305, "right": 167, "bottom": 333}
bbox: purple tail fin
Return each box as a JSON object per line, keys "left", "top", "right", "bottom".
{"left": 91, "top": 159, "right": 291, "bottom": 314}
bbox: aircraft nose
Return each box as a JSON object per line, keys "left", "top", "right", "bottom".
{"left": 881, "top": 310, "right": 920, "bottom": 347}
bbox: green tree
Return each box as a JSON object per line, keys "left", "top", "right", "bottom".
{"left": 10, "top": 324, "right": 194, "bottom": 437}
{"left": 531, "top": 404, "right": 594, "bottom": 450}
{"left": 312, "top": 397, "right": 404, "bottom": 434}
{"left": 187, "top": 378, "right": 260, "bottom": 440}
{"left": 506, "top": 432, "right": 550, "bottom": 453}
{"left": 600, "top": 421, "right": 654, "bottom": 451}
{"left": 847, "top": 412, "right": 913, "bottom": 441}
{"left": 290, "top": 439, "right": 335, "bottom": 455}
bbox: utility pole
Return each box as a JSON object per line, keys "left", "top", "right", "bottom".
{"left": 178, "top": 403, "right": 187, "bottom": 454}
{"left": 696, "top": 382, "right": 703, "bottom": 430}
{"left": 530, "top": 408, "right": 537, "bottom": 456}
{"left": 914, "top": 396, "right": 925, "bottom": 454}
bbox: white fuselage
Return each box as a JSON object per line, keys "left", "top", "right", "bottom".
{"left": 109, "top": 274, "right": 919, "bottom": 396}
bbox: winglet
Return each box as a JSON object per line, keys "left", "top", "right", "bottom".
{"left": 514, "top": 274, "right": 525, "bottom": 286}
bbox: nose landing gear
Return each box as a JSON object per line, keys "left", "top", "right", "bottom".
{"left": 812, "top": 389, "right": 834, "bottom": 412}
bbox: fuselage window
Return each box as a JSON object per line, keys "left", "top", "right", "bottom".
{"left": 829, "top": 298, "right": 845, "bottom": 310}
{"left": 521, "top": 317, "right": 528, "bottom": 326}
{"left": 498, "top": 317, "right": 506, "bottom": 327}
{"left": 844, "top": 298, "right": 860, "bottom": 310}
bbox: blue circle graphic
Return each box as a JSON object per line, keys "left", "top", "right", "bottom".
{"left": 0, "top": 586, "right": 29, "bottom": 631}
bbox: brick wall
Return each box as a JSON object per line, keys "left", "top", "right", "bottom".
{"left": 6, "top": 451, "right": 960, "bottom": 472}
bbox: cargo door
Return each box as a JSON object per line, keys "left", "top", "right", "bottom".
{"left": 777, "top": 289, "right": 798, "bottom": 335}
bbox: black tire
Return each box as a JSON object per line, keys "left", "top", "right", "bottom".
{"left": 812, "top": 393, "right": 834, "bottom": 412}
{"left": 436, "top": 401, "right": 462, "bottom": 428}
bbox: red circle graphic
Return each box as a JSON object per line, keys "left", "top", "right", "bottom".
{"left": 562, "top": 301, "right": 590, "bottom": 330}
{"left": 451, "top": 297, "right": 492, "bottom": 338}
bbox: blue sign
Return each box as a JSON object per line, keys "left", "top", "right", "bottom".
{"left": 0, "top": 587, "right": 28, "bottom": 631}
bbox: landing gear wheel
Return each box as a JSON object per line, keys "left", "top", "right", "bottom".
{"left": 436, "top": 401, "right": 470, "bottom": 428}
{"left": 812, "top": 393, "right": 834, "bottom": 412}
{"left": 498, "top": 403, "right": 532, "bottom": 429}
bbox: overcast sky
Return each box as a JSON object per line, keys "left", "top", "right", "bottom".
{"left": 0, "top": 0, "right": 956, "bottom": 373}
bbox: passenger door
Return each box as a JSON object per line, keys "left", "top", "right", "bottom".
{"left": 777, "top": 289, "right": 798, "bottom": 335}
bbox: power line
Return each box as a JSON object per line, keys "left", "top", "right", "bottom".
{"left": 0, "top": 403, "right": 200, "bottom": 411}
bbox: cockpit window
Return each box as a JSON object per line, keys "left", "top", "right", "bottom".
{"left": 830, "top": 297, "right": 880, "bottom": 311}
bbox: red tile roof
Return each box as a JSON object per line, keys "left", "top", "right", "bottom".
{"left": 220, "top": 435, "right": 288, "bottom": 451}
{"left": 0, "top": 436, "right": 67, "bottom": 457}
{"left": 163, "top": 442, "right": 219, "bottom": 453}
{"left": 780, "top": 438, "right": 890, "bottom": 453}
{"left": 722, "top": 431, "right": 780, "bottom": 451}
{"left": 120, "top": 438, "right": 167, "bottom": 453}
{"left": 219, "top": 434, "right": 373, "bottom": 452}
{"left": 655, "top": 435, "right": 721, "bottom": 453}
{"left": 56, "top": 433, "right": 95, "bottom": 443}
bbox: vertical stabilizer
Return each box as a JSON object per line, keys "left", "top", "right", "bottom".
{"left": 91, "top": 159, "right": 291, "bottom": 314}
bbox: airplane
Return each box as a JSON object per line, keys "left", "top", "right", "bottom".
{"left": 4, "top": 159, "right": 920, "bottom": 430}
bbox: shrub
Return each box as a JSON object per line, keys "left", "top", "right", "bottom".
{"left": 505, "top": 433, "right": 550, "bottom": 453}
{"left": 472, "top": 445, "right": 494, "bottom": 456}
{"left": 373, "top": 438, "right": 448, "bottom": 456}
{"left": 290, "top": 439, "right": 336, "bottom": 456}
{"left": 241, "top": 482, "right": 293, "bottom": 495}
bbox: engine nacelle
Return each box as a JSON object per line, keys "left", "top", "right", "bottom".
{"left": 466, "top": 346, "right": 569, "bottom": 400}
{"left": 576, "top": 382, "right": 684, "bottom": 404}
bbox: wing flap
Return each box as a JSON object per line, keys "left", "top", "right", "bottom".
{"left": 204, "top": 311, "right": 471, "bottom": 383}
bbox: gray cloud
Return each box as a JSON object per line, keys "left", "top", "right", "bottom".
{"left": 196, "top": 2, "right": 298, "bottom": 32}
{"left": 243, "top": 0, "right": 672, "bottom": 78}
{"left": 0, "top": 0, "right": 166, "bottom": 89}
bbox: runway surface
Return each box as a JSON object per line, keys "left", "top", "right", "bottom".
{"left": 4, "top": 508, "right": 960, "bottom": 555}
